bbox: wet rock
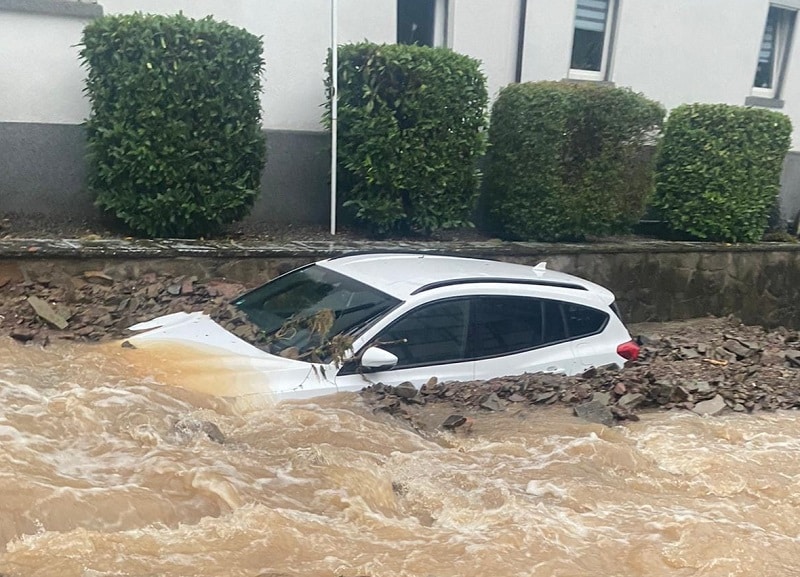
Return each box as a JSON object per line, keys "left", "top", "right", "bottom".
{"left": 692, "top": 394, "right": 727, "bottom": 417}
{"left": 723, "top": 339, "right": 754, "bottom": 359}
{"left": 618, "top": 393, "right": 645, "bottom": 411}
{"left": 479, "top": 393, "right": 504, "bottom": 411}
{"left": 10, "top": 328, "right": 36, "bottom": 342}
{"left": 83, "top": 270, "right": 114, "bottom": 285}
{"left": 27, "top": 296, "right": 68, "bottom": 329}
{"left": 785, "top": 350, "right": 800, "bottom": 368}
{"left": 394, "top": 382, "right": 418, "bottom": 399}
{"left": 201, "top": 421, "right": 225, "bottom": 444}
{"left": 592, "top": 391, "right": 611, "bottom": 406}
{"left": 441, "top": 414, "right": 467, "bottom": 430}
{"left": 574, "top": 400, "right": 615, "bottom": 427}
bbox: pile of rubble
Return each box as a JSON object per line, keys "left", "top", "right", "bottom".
{"left": 361, "top": 318, "right": 800, "bottom": 426}
{"left": 2, "top": 270, "right": 800, "bottom": 425}
{"left": 0, "top": 270, "right": 256, "bottom": 345}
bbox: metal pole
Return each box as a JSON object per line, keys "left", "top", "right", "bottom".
{"left": 330, "top": 0, "right": 339, "bottom": 235}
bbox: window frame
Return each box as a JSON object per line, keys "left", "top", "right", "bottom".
{"left": 751, "top": 4, "right": 797, "bottom": 102}
{"left": 396, "top": 0, "right": 451, "bottom": 48}
{"left": 341, "top": 294, "right": 611, "bottom": 373}
{"left": 568, "top": 0, "right": 618, "bottom": 82}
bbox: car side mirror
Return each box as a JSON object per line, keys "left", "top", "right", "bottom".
{"left": 360, "top": 346, "right": 398, "bottom": 372}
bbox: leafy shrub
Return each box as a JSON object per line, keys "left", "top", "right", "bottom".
{"left": 80, "top": 13, "right": 266, "bottom": 237}
{"left": 653, "top": 103, "right": 792, "bottom": 243}
{"left": 483, "top": 81, "right": 664, "bottom": 241}
{"left": 325, "top": 42, "right": 488, "bottom": 235}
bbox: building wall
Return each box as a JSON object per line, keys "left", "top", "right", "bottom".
{"left": 3, "top": 0, "right": 800, "bottom": 226}
{"left": 448, "top": 0, "right": 521, "bottom": 100}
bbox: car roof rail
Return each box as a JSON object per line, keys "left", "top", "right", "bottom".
{"left": 410, "top": 277, "right": 589, "bottom": 295}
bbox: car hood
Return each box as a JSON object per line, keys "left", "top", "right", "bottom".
{"left": 121, "top": 312, "right": 338, "bottom": 402}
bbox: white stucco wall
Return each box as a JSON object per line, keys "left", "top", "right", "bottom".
{"left": 0, "top": 11, "right": 91, "bottom": 124}
{"left": 0, "top": 0, "right": 395, "bottom": 131}
{"left": 612, "top": 0, "right": 767, "bottom": 111}
{"left": 449, "top": 0, "right": 521, "bottom": 100}
{"left": 102, "top": 0, "right": 396, "bottom": 131}
{"left": 519, "top": 0, "right": 576, "bottom": 82}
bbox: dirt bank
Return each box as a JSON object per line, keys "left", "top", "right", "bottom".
{"left": 2, "top": 269, "right": 799, "bottom": 425}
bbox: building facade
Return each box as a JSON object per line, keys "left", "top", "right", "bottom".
{"left": 2, "top": 0, "right": 799, "bottom": 227}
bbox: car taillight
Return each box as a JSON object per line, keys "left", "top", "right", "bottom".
{"left": 616, "top": 340, "right": 640, "bottom": 361}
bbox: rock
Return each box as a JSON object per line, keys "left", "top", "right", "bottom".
{"left": 722, "top": 339, "right": 754, "bottom": 359}
{"left": 785, "top": 350, "right": 800, "bottom": 368}
{"left": 592, "top": 391, "right": 611, "bottom": 406}
{"left": 573, "top": 400, "right": 615, "bottom": 427}
{"left": 394, "top": 382, "right": 418, "bottom": 399}
{"left": 10, "top": 328, "right": 36, "bottom": 342}
{"left": 166, "top": 284, "right": 182, "bottom": 296}
{"left": 27, "top": 296, "right": 68, "bottom": 329}
{"left": 508, "top": 393, "right": 527, "bottom": 403}
{"left": 692, "top": 394, "right": 727, "bottom": 416}
{"left": 479, "top": 393, "right": 504, "bottom": 411}
{"left": 441, "top": 414, "right": 467, "bottom": 430}
{"left": 201, "top": 421, "right": 225, "bottom": 444}
{"left": 83, "top": 271, "right": 114, "bottom": 285}
{"left": 617, "top": 393, "right": 645, "bottom": 411}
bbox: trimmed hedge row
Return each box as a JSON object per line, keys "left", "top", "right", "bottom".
{"left": 483, "top": 81, "right": 665, "bottom": 241}
{"left": 326, "top": 42, "right": 488, "bottom": 235}
{"left": 80, "top": 13, "right": 266, "bottom": 238}
{"left": 654, "top": 103, "right": 792, "bottom": 243}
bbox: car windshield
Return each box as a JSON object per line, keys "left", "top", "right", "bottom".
{"left": 232, "top": 264, "right": 401, "bottom": 362}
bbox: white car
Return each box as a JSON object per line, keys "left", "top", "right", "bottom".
{"left": 124, "top": 253, "right": 639, "bottom": 402}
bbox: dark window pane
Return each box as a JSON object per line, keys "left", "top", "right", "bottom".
{"left": 543, "top": 300, "right": 568, "bottom": 344}
{"left": 570, "top": 0, "right": 609, "bottom": 71}
{"left": 755, "top": 7, "right": 780, "bottom": 88}
{"left": 467, "top": 297, "right": 544, "bottom": 358}
{"left": 398, "top": 0, "right": 435, "bottom": 46}
{"left": 377, "top": 299, "right": 469, "bottom": 367}
{"left": 563, "top": 303, "right": 608, "bottom": 338}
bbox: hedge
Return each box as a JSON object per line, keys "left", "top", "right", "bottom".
{"left": 653, "top": 103, "right": 792, "bottom": 243}
{"left": 483, "top": 81, "right": 665, "bottom": 241}
{"left": 325, "top": 42, "right": 488, "bottom": 235}
{"left": 80, "top": 13, "right": 266, "bottom": 238}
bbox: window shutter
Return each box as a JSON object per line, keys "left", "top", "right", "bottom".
{"left": 574, "top": 0, "right": 609, "bottom": 33}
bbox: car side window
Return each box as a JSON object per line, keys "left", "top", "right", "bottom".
{"left": 563, "top": 302, "right": 608, "bottom": 337}
{"left": 467, "top": 296, "right": 544, "bottom": 358}
{"left": 374, "top": 299, "right": 470, "bottom": 368}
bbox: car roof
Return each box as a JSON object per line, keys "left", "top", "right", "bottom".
{"left": 318, "top": 253, "right": 615, "bottom": 302}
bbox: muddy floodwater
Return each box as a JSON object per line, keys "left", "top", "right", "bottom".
{"left": 1, "top": 337, "right": 800, "bottom": 577}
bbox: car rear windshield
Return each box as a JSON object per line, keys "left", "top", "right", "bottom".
{"left": 233, "top": 265, "right": 401, "bottom": 359}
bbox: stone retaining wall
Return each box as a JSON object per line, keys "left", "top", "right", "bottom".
{"left": 2, "top": 239, "right": 799, "bottom": 328}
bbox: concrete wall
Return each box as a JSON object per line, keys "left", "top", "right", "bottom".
{"left": 5, "top": 242, "right": 800, "bottom": 328}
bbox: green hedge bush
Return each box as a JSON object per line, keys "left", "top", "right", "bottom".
{"left": 80, "top": 13, "right": 266, "bottom": 238}
{"left": 653, "top": 103, "right": 792, "bottom": 243}
{"left": 325, "top": 42, "right": 488, "bottom": 235}
{"left": 483, "top": 81, "right": 665, "bottom": 241}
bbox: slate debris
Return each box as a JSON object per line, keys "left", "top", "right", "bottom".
{"left": 3, "top": 273, "right": 800, "bottom": 425}
{"left": 360, "top": 316, "right": 800, "bottom": 426}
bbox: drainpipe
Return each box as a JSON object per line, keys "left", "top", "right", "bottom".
{"left": 515, "top": 0, "right": 528, "bottom": 83}
{"left": 330, "top": 0, "right": 338, "bottom": 235}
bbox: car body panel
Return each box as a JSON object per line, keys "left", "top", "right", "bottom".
{"left": 123, "top": 255, "right": 634, "bottom": 402}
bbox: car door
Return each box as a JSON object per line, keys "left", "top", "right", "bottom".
{"left": 335, "top": 298, "right": 475, "bottom": 391}
{"left": 562, "top": 301, "right": 616, "bottom": 371}
{"left": 470, "top": 296, "right": 580, "bottom": 379}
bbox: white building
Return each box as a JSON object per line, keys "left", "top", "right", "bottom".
{"left": 1, "top": 0, "right": 799, "bottom": 226}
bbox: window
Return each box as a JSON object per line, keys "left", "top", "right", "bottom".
{"left": 569, "top": 0, "right": 616, "bottom": 81}
{"left": 467, "top": 297, "right": 545, "bottom": 358}
{"left": 752, "top": 5, "right": 797, "bottom": 101}
{"left": 563, "top": 303, "right": 608, "bottom": 338}
{"left": 397, "top": 0, "right": 449, "bottom": 47}
{"left": 375, "top": 299, "right": 469, "bottom": 368}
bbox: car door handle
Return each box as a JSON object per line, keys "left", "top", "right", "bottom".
{"left": 544, "top": 367, "right": 566, "bottom": 375}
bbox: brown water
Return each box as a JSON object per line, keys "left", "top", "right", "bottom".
{"left": 2, "top": 337, "right": 800, "bottom": 577}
